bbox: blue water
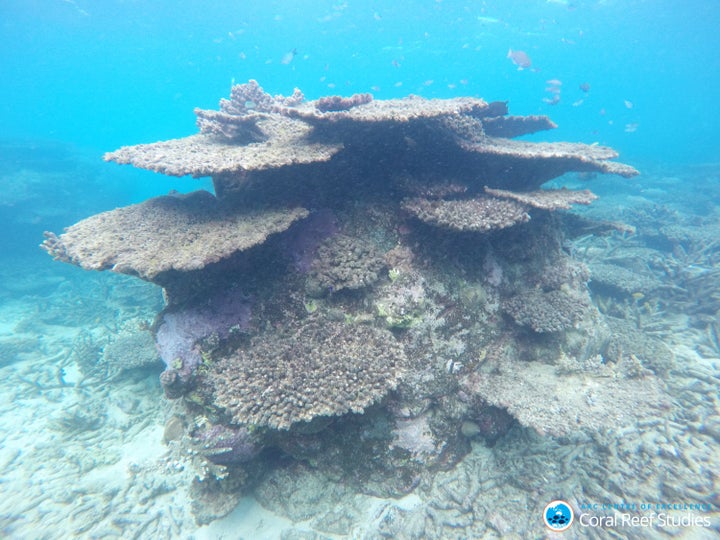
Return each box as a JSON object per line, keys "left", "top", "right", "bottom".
{"left": 3, "top": 0, "right": 718, "bottom": 163}
{"left": 1, "top": 0, "right": 719, "bottom": 537}
{"left": 3, "top": 0, "right": 716, "bottom": 261}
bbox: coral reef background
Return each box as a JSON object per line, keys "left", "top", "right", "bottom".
{"left": 1, "top": 1, "right": 719, "bottom": 538}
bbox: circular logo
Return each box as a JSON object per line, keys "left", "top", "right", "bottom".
{"left": 543, "top": 500, "right": 574, "bottom": 531}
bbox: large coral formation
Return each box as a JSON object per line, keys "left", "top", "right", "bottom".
{"left": 41, "top": 190, "right": 308, "bottom": 283}
{"left": 104, "top": 79, "right": 637, "bottom": 192}
{"left": 42, "top": 80, "right": 658, "bottom": 521}
{"left": 208, "top": 319, "right": 406, "bottom": 430}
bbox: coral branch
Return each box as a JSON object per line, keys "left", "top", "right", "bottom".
{"left": 315, "top": 93, "right": 373, "bottom": 113}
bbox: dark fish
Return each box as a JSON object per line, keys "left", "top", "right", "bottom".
{"left": 507, "top": 48, "right": 532, "bottom": 70}
{"left": 579, "top": 82, "right": 590, "bottom": 93}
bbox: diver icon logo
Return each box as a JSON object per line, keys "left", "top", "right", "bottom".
{"left": 543, "top": 500, "right": 574, "bottom": 531}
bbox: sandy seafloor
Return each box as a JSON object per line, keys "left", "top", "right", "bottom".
{"left": 1, "top": 165, "right": 719, "bottom": 539}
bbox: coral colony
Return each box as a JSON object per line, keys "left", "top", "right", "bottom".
{"left": 42, "top": 80, "right": 669, "bottom": 503}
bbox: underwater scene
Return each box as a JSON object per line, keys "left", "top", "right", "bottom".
{"left": 1, "top": 1, "right": 719, "bottom": 538}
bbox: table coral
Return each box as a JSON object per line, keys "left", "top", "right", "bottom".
{"left": 42, "top": 190, "right": 308, "bottom": 283}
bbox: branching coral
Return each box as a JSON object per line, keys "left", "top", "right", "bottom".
{"left": 402, "top": 196, "right": 530, "bottom": 232}
{"left": 208, "top": 318, "right": 406, "bottom": 429}
{"left": 307, "top": 234, "right": 386, "bottom": 294}
{"left": 502, "top": 289, "right": 590, "bottom": 333}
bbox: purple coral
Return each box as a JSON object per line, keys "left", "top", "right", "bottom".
{"left": 280, "top": 208, "right": 338, "bottom": 273}
{"left": 155, "top": 288, "right": 252, "bottom": 397}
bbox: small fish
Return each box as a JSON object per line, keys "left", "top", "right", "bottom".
{"left": 624, "top": 99, "right": 633, "bottom": 109}
{"left": 507, "top": 49, "right": 532, "bottom": 70}
{"left": 579, "top": 82, "right": 590, "bottom": 93}
{"left": 546, "top": 79, "right": 562, "bottom": 86}
{"left": 542, "top": 95, "right": 560, "bottom": 105}
{"left": 572, "top": 99, "right": 584, "bottom": 107}
{"left": 624, "top": 123, "right": 638, "bottom": 133}
{"left": 281, "top": 48, "right": 297, "bottom": 65}
{"left": 477, "top": 16, "right": 500, "bottom": 24}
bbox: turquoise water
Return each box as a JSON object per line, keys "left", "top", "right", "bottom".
{"left": 3, "top": 0, "right": 718, "bottom": 162}
{"left": 1, "top": 1, "right": 719, "bottom": 538}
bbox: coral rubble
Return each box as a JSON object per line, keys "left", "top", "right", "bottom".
{"left": 41, "top": 80, "right": 655, "bottom": 523}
